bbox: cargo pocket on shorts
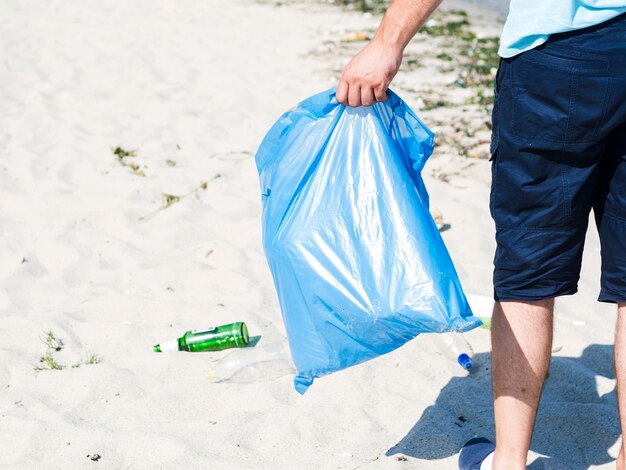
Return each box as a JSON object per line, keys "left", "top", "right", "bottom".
{"left": 511, "top": 46, "right": 609, "bottom": 149}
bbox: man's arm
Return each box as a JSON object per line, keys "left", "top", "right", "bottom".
{"left": 336, "top": 0, "right": 442, "bottom": 107}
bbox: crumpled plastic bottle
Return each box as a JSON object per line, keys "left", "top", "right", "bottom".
{"left": 208, "top": 341, "right": 295, "bottom": 384}
{"left": 430, "top": 332, "right": 475, "bottom": 371}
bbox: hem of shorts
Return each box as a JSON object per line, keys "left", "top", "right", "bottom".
{"left": 598, "top": 290, "right": 626, "bottom": 304}
{"left": 494, "top": 287, "right": 578, "bottom": 302}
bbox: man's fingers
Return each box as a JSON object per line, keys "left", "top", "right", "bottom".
{"left": 338, "top": 82, "right": 386, "bottom": 107}
{"left": 348, "top": 83, "right": 361, "bottom": 107}
{"left": 361, "top": 87, "right": 376, "bottom": 107}
{"left": 336, "top": 79, "right": 349, "bottom": 105}
{"left": 374, "top": 85, "right": 388, "bottom": 103}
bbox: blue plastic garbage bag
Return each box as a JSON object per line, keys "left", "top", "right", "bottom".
{"left": 255, "top": 89, "right": 481, "bottom": 394}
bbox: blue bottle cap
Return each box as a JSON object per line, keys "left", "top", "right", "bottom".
{"left": 457, "top": 353, "right": 473, "bottom": 370}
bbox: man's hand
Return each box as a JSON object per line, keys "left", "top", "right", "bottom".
{"left": 336, "top": 39, "right": 403, "bottom": 107}
{"left": 335, "top": 0, "right": 442, "bottom": 107}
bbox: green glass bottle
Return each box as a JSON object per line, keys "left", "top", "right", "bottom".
{"left": 153, "top": 322, "right": 249, "bottom": 352}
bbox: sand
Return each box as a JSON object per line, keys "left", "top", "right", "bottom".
{"left": 0, "top": 0, "right": 620, "bottom": 468}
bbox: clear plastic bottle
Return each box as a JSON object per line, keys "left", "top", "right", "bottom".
{"left": 431, "top": 332, "right": 474, "bottom": 371}
{"left": 208, "top": 341, "right": 295, "bottom": 384}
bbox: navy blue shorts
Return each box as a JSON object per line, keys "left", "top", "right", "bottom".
{"left": 490, "top": 13, "right": 626, "bottom": 303}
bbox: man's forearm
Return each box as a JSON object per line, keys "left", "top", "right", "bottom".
{"left": 374, "top": 0, "right": 443, "bottom": 51}
{"left": 336, "top": 0, "right": 442, "bottom": 106}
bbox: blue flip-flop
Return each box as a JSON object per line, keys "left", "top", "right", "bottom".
{"left": 458, "top": 438, "right": 495, "bottom": 470}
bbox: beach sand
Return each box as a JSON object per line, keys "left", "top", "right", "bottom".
{"left": 0, "top": 0, "right": 620, "bottom": 468}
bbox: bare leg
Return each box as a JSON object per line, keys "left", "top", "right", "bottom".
{"left": 491, "top": 299, "right": 554, "bottom": 470}
{"left": 615, "top": 302, "right": 626, "bottom": 470}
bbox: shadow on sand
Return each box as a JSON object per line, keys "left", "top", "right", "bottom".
{"left": 386, "top": 344, "right": 620, "bottom": 469}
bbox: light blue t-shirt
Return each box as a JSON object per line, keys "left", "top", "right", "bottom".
{"left": 499, "top": 1, "right": 626, "bottom": 58}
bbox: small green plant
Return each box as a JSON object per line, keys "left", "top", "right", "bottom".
{"left": 43, "top": 330, "right": 63, "bottom": 351}
{"left": 34, "top": 331, "right": 102, "bottom": 372}
{"left": 36, "top": 352, "right": 64, "bottom": 371}
{"left": 34, "top": 330, "right": 65, "bottom": 372}
{"left": 85, "top": 352, "right": 103, "bottom": 365}
{"left": 72, "top": 352, "right": 103, "bottom": 368}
